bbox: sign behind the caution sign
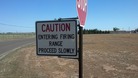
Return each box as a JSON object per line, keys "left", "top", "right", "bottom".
{"left": 36, "top": 20, "right": 77, "bottom": 56}
{"left": 77, "top": 0, "right": 87, "bottom": 27}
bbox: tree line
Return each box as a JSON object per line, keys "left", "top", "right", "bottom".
{"left": 78, "top": 27, "right": 138, "bottom": 34}
{"left": 78, "top": 29, "right": 110, "bottom": 34}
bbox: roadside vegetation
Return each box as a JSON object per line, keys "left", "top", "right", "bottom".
{"left": 0, "top": 32, "right": 35, "bottom": 41}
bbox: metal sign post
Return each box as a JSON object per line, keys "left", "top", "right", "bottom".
{"left": 76, "top": 0, "right": 87, "bottom": 76}
{"left": 58, "top": 17, "right": 84, "bottom": 78}
{"left": 79, "top": 25, "right": 83, "bottom": 78}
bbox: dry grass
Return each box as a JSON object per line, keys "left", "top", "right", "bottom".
{"left": 0, "top": 45, "right": 78, "bottom": 78}
{"left": 0, "top": 34, "right": 138, "bottom": 78}
{"left": 83, "top": 34, "right": 138, "bottom": 78}
{"left": 0, "top": 34, "right": 35, "bottom": 41}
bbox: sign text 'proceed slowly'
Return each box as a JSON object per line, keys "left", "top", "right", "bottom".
{"left": 36, "top": 20, "right": 77, "bottom": 56}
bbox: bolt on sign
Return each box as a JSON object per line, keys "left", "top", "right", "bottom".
{"left": 36, "top": 20, "right": 77, "bottom": 56}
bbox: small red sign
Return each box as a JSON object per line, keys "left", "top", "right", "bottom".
{"left": 77, "top": 0, "right": 87, "bottom": 27}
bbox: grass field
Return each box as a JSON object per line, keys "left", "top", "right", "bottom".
{"left": 0, "top": 34, "right": 138, "bottom": 78}
{"left": 0, "top": 33, "right": 35, "bottom": 41}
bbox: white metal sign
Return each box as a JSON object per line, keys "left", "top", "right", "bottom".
{"left": 36, "top": 20, "right": 77, "bottom": 56}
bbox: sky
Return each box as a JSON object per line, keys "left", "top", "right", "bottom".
{"left": 0, "top": 0, "right": 138, "bottom": 32}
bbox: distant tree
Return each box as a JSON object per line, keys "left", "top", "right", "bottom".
{"left": 135, "top": 28, "right": 138, "bottom": 32}
{"left": 105, "top": 31, "right": 110, "bottom": 34}
{"left": 113, "top": 27, "right": 119, "bottom": 32}
{"left": 93, "top": 29, "right": 98, "bottom": 34}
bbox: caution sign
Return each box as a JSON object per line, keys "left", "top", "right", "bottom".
{"left": 36, "top": 20, "right": 77, "bottom": 56}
